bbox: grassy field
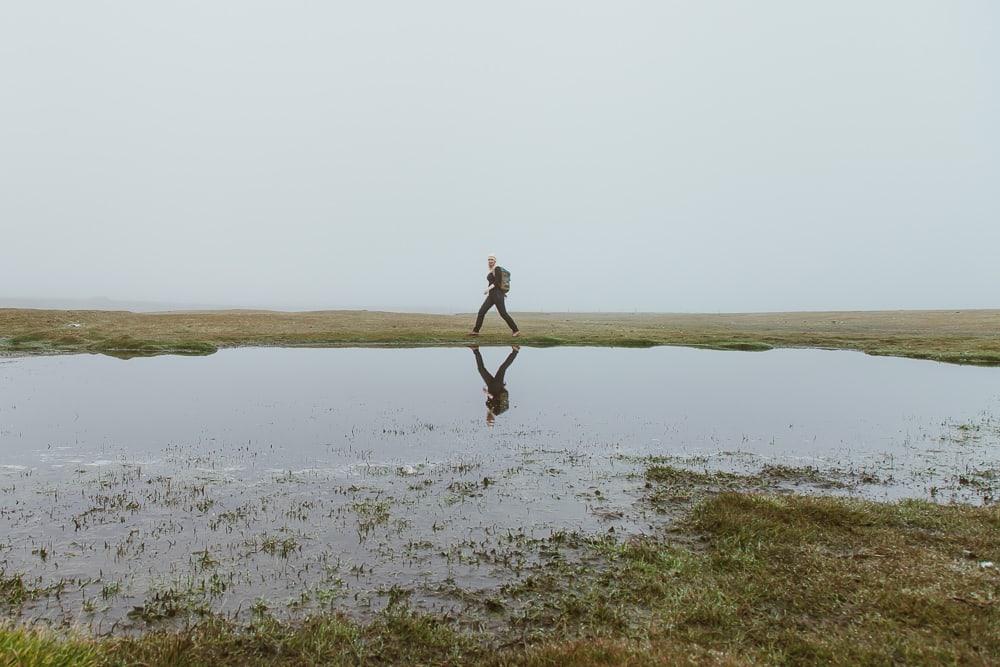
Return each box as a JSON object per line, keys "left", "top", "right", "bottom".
{"left": 2, "top": 467, "right": 997, "bottom": 666}
{"left": 2, "top": 308, "right": 999, "bottom": 364}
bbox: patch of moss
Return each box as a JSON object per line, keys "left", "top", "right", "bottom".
{"left": 88, "top": 337, "right": 217, "bottom": 358}
{"left": 644, "top": 465, "right": 742, "bottom": 486}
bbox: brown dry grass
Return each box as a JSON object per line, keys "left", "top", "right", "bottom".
{"left": 1, "top": 308, "right": 999, "bottom": 364}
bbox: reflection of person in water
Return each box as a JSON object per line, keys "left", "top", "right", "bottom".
{"left": 471, "top": 345, "right": 519, "bottom": 426}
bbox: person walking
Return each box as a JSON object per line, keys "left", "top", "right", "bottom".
{"left": 469, "top": 254, "right": 520, "bottom": 336}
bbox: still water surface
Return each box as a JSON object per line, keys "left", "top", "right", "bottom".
{"left": 2, "top": 346, "right": 997, "bottom": 485}
{"left": 0, "top": 346, "right": 997, "bottom": 628}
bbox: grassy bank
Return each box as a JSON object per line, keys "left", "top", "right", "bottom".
{"left": 2, "top": 308, "right": 1000, "bottom": 364}
{"left": 3, "top": 466, "right": 997, "bottom": 666}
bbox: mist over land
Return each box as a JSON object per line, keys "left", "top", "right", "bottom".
{"left": 2, "top": 2, "right": 998, "bottom": 313}
{"left": 0, "top": 297, "right": 460, "bottom": 314}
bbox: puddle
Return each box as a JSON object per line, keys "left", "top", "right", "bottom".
{"left": 0, "top": 346, "right": 998, "bottom": 630}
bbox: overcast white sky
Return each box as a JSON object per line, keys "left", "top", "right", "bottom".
{"left": 1, "top": 2, "right": 997, "bottom": 313}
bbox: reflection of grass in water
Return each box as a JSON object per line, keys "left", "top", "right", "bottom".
{"left": 693, "top": 340, "right": 773, "bottom": 351}
{"left": 91, "top": 337, "right": 217, "bottom": 358}
{"left": 7, "top": 330, "right": 218, "bottom": 357}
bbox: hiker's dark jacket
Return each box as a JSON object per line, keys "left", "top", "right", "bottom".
{"left": 486, "top": 268, "right": 500, "bottom": 293}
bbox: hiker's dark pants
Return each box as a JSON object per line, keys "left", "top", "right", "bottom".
{"left": 474, "top": 290, "right": 518, "bottom": 333}
{"left": 474, "top": 348, "right": 518, "bottom": 392}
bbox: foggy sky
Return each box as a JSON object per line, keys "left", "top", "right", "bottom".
{"left": 2, "top": 2, "right": 997, "bottom": 313}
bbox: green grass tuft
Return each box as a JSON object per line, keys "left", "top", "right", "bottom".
{"left": 1, "top": 486, "right": 997, "bottom": 665}
{"left": 0, "top": 626, "right": 99, "bottom": 667}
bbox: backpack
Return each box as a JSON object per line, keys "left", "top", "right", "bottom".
{"left": 488, "top": 390, "right": 510, "bottom": 415}
{"left": 497, "top": 267, "right": 511, "bottom": 294}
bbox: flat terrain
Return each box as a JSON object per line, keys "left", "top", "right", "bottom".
{"left": 2, "top": 310, "right": 999, "bottom": 665}
{"left": 3, "top": 467, "right": 998, "bottom": 665}
{"left": 2, "top": 308, "right": 1000, "bottom": 364}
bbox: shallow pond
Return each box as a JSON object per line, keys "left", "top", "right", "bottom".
{"left": 0, "top": 346, "right": 998, "bottom": 630}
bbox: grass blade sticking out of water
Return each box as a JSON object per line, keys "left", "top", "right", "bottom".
{"left": 1, "top": 470, "right": 997, "bottom": 665}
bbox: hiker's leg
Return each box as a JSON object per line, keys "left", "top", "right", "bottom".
{"left": 473, "top": 296, "right": 494, "bottom": 332}
{"left": 494, "top": 348, "right": 518, "bottom": 385}
{"left": 494, "top": 295, "right": 519, "bottom": 333}
{"left": 473, "top": 348, "right": 494, "bottom": 385}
